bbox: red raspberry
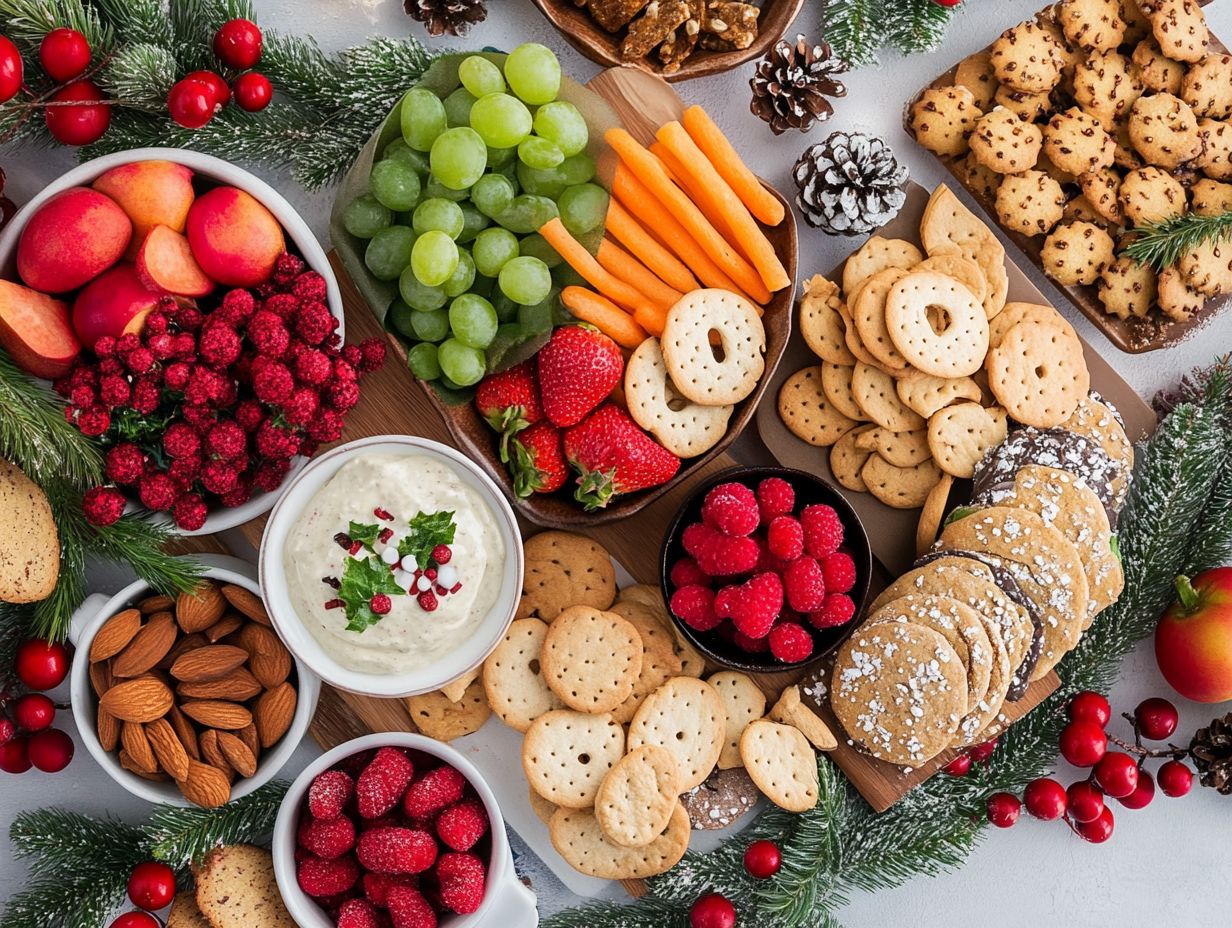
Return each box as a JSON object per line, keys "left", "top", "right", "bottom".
{"left": 256, "top": 420, "right": 301, "bottom": 458}
{"left": 436, "top": 797, "right": 489, "bottom": 852}
{"left": 435, "top": 852, "right": 486, "bottom": 915}
{"left": 146, "top": 333, "right": 177, "bottom": 361}
{"left": 768, "top": 622, "right": 814, "bottom": 663}
{"left": 254, "top": 362, "right": 294, "bottom": 404}
{"left": 733, "top": 629, "right": 770, "bottom": 653}
{"left": 820, "top": 552, "right": 856, "bottom": 593}
{"left": 362, "top": 872, "right": 418, "bottom": 908}
{"left": 172, "top": 493, "right": 208, "bottom": 531}
{"left": 700, "top": 482, "right": 759, "bottom": 536}
{"left": 98, "top": 373, "right": 131, "bottom": 407}
{"left": 337, "top": 898, "right": 381, "bottom": 928}
{"left": 138, "top": 472, "right": 178, "bottom": 511}
{"left": 295, "top": 302, "right": 336, "bottom": 346}
{"left": 782, "top": 556, "right": 826, "bottom": 613}
{"left": 219, "top": 289, "right": 257, "bottom": 325}
{"left": 810, "top": 593, "right": 856, "bottom": 628}
{"left": 296, "top": 854, "right": 359, "bottom": 898}
{"left": 82, "top": 486, "right": 126, "bottom": 526}
{"left": 714, "top": 572, "right": 783, "bottom": 639}
{"left": 253, "top": 456, "right": 293, "bottom": 493}
{"left": 386, "top": 885, "right": 437, "bottom": 928}
{"left": 234, "top": 399, "right": 266, "bottom": 432}
{"left": 402, "top": 766, "right": 466, "bottom": 819}
{"left": 356, "top": 827, "right": 437, "bottom": 875}
{"left": 201, "top": 458, "right": 240, "bottom": 495}
{"left": 756, "top": 477, "right": 795, "bottom": 524}
{"left": 163, "top": 361, "right": 192, "bottom": 392}
{"left": 264, "top": 293, "right": 300, "bottom": 320}
{"left": 93, "top": 335, "right": 117, "bottom": 358}
{"left": 124, "top": 347, "right": 155, "bottom": 375}
{"left": 206, "top": 420, "right": 246, "bottom": 459}
{"left": 199, "top": 324, "right": 242, "bottom": 369}
{"left": 76, "top": 406, "right": 110, "bottom": 437}
{"left": 292, "top": 270, "right": 327, "bottom": 300}
{"left": 670, "top": 557, "right": 709, "bottom": 588}
{"left": 357, "top": 746, "right": 415, "bottom": 819}
{"left": 308, "top": 769, "right": 353, "bottom": 819}
{"left": 681, "top": 523, "right": 759, "bottom": 577}
{"left": 294, "top": 348, "right": 333, "bottom": 386}
{"left": 105, "top": 443, "right": 145, "bottom": 485}
{"left": 307, "top": 408, "right": 345, "bottom": 443}
{"left": 143, "top": 311, "right": 169, "bottom": 335}
{"left": 326, "top": 379, "right": 361, "bottom": 412}
{"left": 766, "top": 516, "right": 804, "bottom": 561}
{"left": 670, "top": 585, "right": 720, "bottom": 631}
{"left": 275, "top": 253, "right": 307, "bottom": 283}
{"left": 297, "top": 814, "right": 356, "bottom": 860}
{"left": 358, "top": 338, "right": 386, "bottom": 373}
{"left": 167, "top": 454, "right": 203, "bottom": 489}
{"left": 342, "top": 345, "right": 363, "bottom": 368}
{"left": 800, "top": 504, "right": 845, "bottom": 559}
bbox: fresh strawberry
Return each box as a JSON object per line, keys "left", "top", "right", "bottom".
{"left": 474, "top": 361, "right": 543, "bottom": 461}
{"left": 536, "top": 324, "right": 623, "bottom": 427}
{"left": 508, "top": 421, "right": 567, "bottom": 497}
{"left": 563, "top": 405, "right": 681, "bottom": 510}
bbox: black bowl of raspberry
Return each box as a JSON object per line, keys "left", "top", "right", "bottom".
{"left": 659, "top": 466, "right": 872, "bottom": 674}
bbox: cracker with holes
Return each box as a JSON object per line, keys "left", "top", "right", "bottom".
{"left": 542, "top": 606, "right": 643, "bottom": 714}
{"left": 987, "top": 321, "right": 1090, "bottom": 427}
{"left": 885, "top": 272, "right": 990, "bottom": 377}
{"left": 739, "top": 720, "right": 820, "bottom": 812}
{"left": 915, "top": 253, "right": 988, "bottom": 303}
{"left": 851, "top": 363, "right": 925, "bottom": 432}
{"left": 799, "top": 275, "right": 857, "bottom": 366}
{"left": 523, "top": 709, "right": 626, "bottom": 808}
{"left": 608, "top": 599, "right": 684, "bottom": 725}
{"left": 661, "top": 289, "right": 766, "bottom": 406}
{"left": 628, "top": 676, "right": 726, "bottom": 791}
{"left": 853, "top": 266, "right": 913, "bottom": 373}
{"left": 862, "top": 454, "right": 943, "bottom": 510}
{"left": 830, "top": 424, "right": 876, "bottom": 493}
{"left": 896, "top": 373, "right": 984, "bottom": 419}
{"left": 841, "top": 236, "right": 924, "bottom": 297}
{"left": 778, "top": 367, "right": 858, "bottom": 447}
{"left": 821, "top": 362, "right": 868, "bottom": 422}
{"left": 483, "top": 618, "right": 564, "bottom": 732}
{"left": 519, "top": 531, "right": 617, "bottom": 621}
{"left": 594, "top": 745, "right": 680, "bottom": 848}
{"left": 625, "top": 338, "right": 733, "bottom": 458}
{"left": 854, "top": 426, "right": 932, "bottom": 468}
{"left": 708, "top": 671, "right": 766, "bottom": 769}
{"left": 927, "top": 401, "right": 1008, "bottom": 478}
{"left": 549, "top": 804, "right": 690, "bottom": 880}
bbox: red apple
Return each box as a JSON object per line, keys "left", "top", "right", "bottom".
{"left": 0, "top": 280, "right": 80, "bottom": 378}
{"left": 71, "top": 264, "right": 162, "bottom": 349}
{"left": 1155, "top": 568, "right": 1232, "bottom": 703}
{"left": 92, "top": 160, "right": 195, "bottom": 261}
{"left": 17, "top": 187, "right": 131, "bottom": 293}
{"left": 136, "top": 225, "right": 214, "bottom": 297}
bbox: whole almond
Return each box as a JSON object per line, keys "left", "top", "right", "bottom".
{"left": 97, "top": 707, "right": 120, "bottom": 752}
{"left": 237, "top": 722, "right": 261, "bottom": 760}
{"left": 158, "top": 632, "right": 207, "bottom": 671}
{"left": 113, "top": 613, "right": 178, "bottom": 678}
{"left": 254, "top": 682, "right": 297, "bottom": 748}
{"left": 180, "top": 700, "right": 252, "bottom": 730}
{"left": 90, "top": 660, "right": 114, "bottom": 698}
{"left": 121, "top": 722, "right": 158, "bottom": 773}
{"left": 138, "top": 594, "right": 174, "bottom": 614}
{"left": 178, "top": 759, "right": 231, "bottom": 808}
{"left": 205, "top": 614, "right": 244, "bottom": 643}
{"left": 99, "top": 677, "right": 174, "bottom": 723}
{"left": 177, "top": 582, "right": 226, "bottom": 634}
{"left": 120, "top": 750, "right": 169, "bottom": 781}
{"left": 197, "top": 729, "right": 235, "bottom": 780}
{"left": 216, "top": 731, "right": 258, "bottom": 778}
{"left": 146, "top": 718, "right": 191, "bottom": 781}
{"left": 176, "top": 668, "right": 263, "bottom": 701}
{"left": 167, "top": 705, "right": 200, "bottom": 761}
{"left": 221, "top": 584, "right": 271, "bottom": 626}
{"left": 89, "top": 609, "right": 142, "bottom": 663}
{"left": 239, "top": 625, "right": 292, "bottom": 689}
{"left": 170, "top": 645, "right": 249, "bottom": 683}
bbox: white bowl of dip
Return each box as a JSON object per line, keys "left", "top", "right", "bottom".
{"left": 259, "top": 435, "right": 523, "bottom": 698}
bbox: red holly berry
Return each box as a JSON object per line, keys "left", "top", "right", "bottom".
{"left": 326, "top": 379, "right": 360, "bottom": 412}
{"left": 307, "top": 408, "right": 344, "bottom": 443}
{"left": 0, "top": 35, "right": 24, "bottom": 104}
{"left": 1023, "top": 777, "right": 1068, "bottom": 820}
{"left": 199, "top": 324, "right": 242, "bottom": 368}
{"left": 1074, "top": 805, "right": 1115, "bottom": 843}
{"left": 138, "top": 472, "right": 179, "bottom": 512}
{"left": 743, "top": 840, "right": 782, "bottom": 879}
{"left": 168, "top": 77, "right": 217, "bottom": 129}
{"left": 172, "top": 493, "right": 209, "bottom": 531}
{"left": 1067, "top": 690, "right": 1111, "bottom": 728}
{"left": 233, "top": 72, "right": 272, "bottom": 112}
{"left": 1118, "top": 769, "right": 1156, "bottom": 810}
{"left": 1093, "top": 752, "right": 1138, "bottom": 799}
{"left": 214, "top": 18, "right": 263, "bottom": 70}
{"left": 27, "top": 728, "right": 73, "bottom": 772}
{"left": 127, "top": 861, "right": 176, "bottom": 911}
{"left": 1065, "top": 781, "right": 1105, "bottom": 823}
{"left": 967, "top": 737, "right": 998, "bottom": 765}
{"left": 1059, "top": 719, "right": 1107, "bottom": 768}
{"left": 83, "top": 485, "right": 127, "bottom": 526}
{"left": 943, "top": 753, "right": 972, "bottom": 776}
{"left": 357, "top": 338, "right": 385, "bottom": 372}
{"left": 76, "top": 406, "right": 111, "bottom": 437}
{"left": 201, "top": 458, "right": 240, "bottom": 495}
{"left": 0, "top": 718, "right": 14, "bottom": 748}
{"left": 986, "top": 792, "right": 1021, "bottom": 828}
{"left": 0, "top": 737, "right": 31, "bottom": 774}
{"left": 1157, "top": 760, "right": 1193, "bottom": 797}
{"left": 46, "top": 80, "right": 110, "bottom": 145}
{"left": 40, "top": 28, "right": 91, "bottom": 83}
{"left": 13, "top": 694, "right": 56, "bottom": 733}
{"left": 254, "top": 362, "right": 294, "bottom": 403}
{"left": 689, "top": 893, "right": 736, "bottom": 928}
{"left": 109, "top": 913, "right": 161, "bottom": 928}
{"left": 1134, "top": 697, "right": 1178, "bottom": 741}
{"left": 370, "top": 594, "right": 392, "bottom": 616}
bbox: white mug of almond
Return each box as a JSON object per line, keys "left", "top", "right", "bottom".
{"left": 69, "top": 554, "right": 320, "bottom": 807}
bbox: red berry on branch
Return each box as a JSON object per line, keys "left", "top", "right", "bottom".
{"left": 39, "top": 28, "right": 91, "bottom": 83}
{"left": 1157, "top": 760, "right": 1193, "bottom": 797}
{"left": 0, "top": 35, "right": 24, "bottom": 104}
{"left": 1067, "top": 691, "right": 1111, "bottom": 728}
{"left": 931, "top": 0, "right": 963, "bottom": 7}
{"left": 0, "top": 737, "right": 31, "bottom": 774}
{"left": 689, "top": 893, "right": 736, "bottom": 928}
{"left": 968, "top": 737, "right": 999, "bottom": 765}
{"left": 1074, "top": 805, "right": 1115, "bottom": 843}
{"left": 27, "top": 728, "right": 73, "bottom": 772}
{"left": 185, "top": 70, "right": 230, "bottom": 108}
{"left": 127, "top": 861, "right": 177, "bottom": 911}
{"left": 45, "top": 79, "right": 111, "bottom": 145}
{"left": 15, "top": 638, "right": 69, "bottom": 691}
{"left": 1133, "top": 697, "right": 1178, "bottom": 741}
{"left": 943, "top": 753, "right": 972, "bottom": 776}
{"left": 986, "top": 792, "right": 1021, "bottom": 828}
{"left": 233, "top": 72, "right": 272, "bottom": 112}
{"left": 214, "top": 19, "right": 263, "bottom": 70}
{"left": 13, "top": 694, "right": 56, "bottom": 732}
{"left": 0, "top": 718, "right": 13, "bottom": 746}
{"left": 1118, "top": 770, "right": 1156, "bottom": 810}
{"left": 743, "top": 840, "right": 782, "bottom": 879}
{"left": 168, "top": 77, "right": 217, "bottom": 129}
{"left": 172, "top": 493, "right": 208, "bottom": 532}
{"left": 110, "top": 913, "right": 162, "bottom": 928}
{"left": 1023, "top": 777, "right": 1068, "bottom": 821}
{"left": 1066, "top": 781, "right": 1105, "bottom": 824}
{"left": 83, "top": 485, "right": 128, "bottom": 526}
{"left": 1092, "top": 752, "right": 1138, "bottom": 799}
{"left": 1059, "top": 719, "right": 1107, "bottom": 768}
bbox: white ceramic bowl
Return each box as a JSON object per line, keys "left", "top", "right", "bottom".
{"left": 68, "top": 554, "right": 321, "bottom": 807}
{"left": 258, "top": 435, "right": 524, "bottom": 698}
{"left": 273, "top": 733, "right": 538, "bottom": 928}
{"left": 0, "top": 147, "right": 345, "bottom": 536}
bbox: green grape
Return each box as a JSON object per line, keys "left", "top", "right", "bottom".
{"left": 369, "top": 159, "right": 422, "bottom": 212}
{"left": 437, "top": 338, "right": 486, "bottom": 386}
{"left": 533, "top": 101, "right": 588, "bottom": 157}
{"left": 364, "top": 226, "right": 416, "bottom": 281}
{"left": 448, "top": 293, "right": 499, "bottom": 348}
{"left": 411, "top": 230, "right": 460, "bottom": 287}
{"left": 559, "top": 153, "right": 596, "bottom": 185}
{"left": 518, "top": 136, "right": 564, "bottom": 170}
{"left": 558, "top": 183, "right": 609, "bottom": 236}
{"left": 382, "top": 139, "right": 431, "bottom": 175}
{"left": 413, "top": 198, "right": 465, "bottom": 238}
{"left": 407, "top": 342, "right": 442, "bottom": 381}
{"left": 443, "top": 248, "right": 476, "bottom": 298}
{"left": 470, "top": 274, "right": 496, "bottom": 299}
{"left": 387, "top": 298, "right": 416, "bottom": 338}
{"left": 410, "top": 307, "right": 451, "bottom": 342}
{"left": 505, "top": 43, "right": 561, "bottom": 106}
{"left": 343, "top": 194, "right": 392, "bottom": 239}
{"left": 425, "top": 175, "right": 470, "bottom": 202}
{"left": 401, "top": 88, "right": 447, "bottom": 152}
{"left": 439, "top": 375, "right": 466, "bottom": 391}
{"left": 399, "top": 266, "right": 448, "bottom": 312}
{"left": 429, "top": 127, "right": 487, "bottom": 190}
{"left": 519, "top": 232, "right": 562, "bottom": 268}
{"left": 472, "top": 227, "right": 520, "bottom": 277}
{"left": 498, "top": 255, "right": 552, "bottom": 306}
{"left": 460, "top": 55, "right": 506, "bottom": 97}
{"left": 495, "top": 195, "right": 558, "bottom": 235}
{"left": 469, "top": 92, "right": 533, "bottom": 150}
{"left": 516, "top": 161, "right": 567, "bottom": 199}
{"left": 487, "top": 146, "right": 516, "bottom": 168}
{"left": 457, "top": 204, "right": 489, "bottom": 243}
{"left": 443, "top": 87, "right": 477, "bottom": 128}
{"left": 472, "top": 173, "right": 516, "bottom": 218}
{"left": 491, "top": 291, "right": 519, "bottom": 323}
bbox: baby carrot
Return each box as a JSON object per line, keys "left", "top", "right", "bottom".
{"left": 560, "top": 286, "right": 648, "bottom": 348}
{"left": 603, "top": 199, "right": 699, "bottom": 294}
{"left": 597, "top": 239, "right": 683, "bottom": 311}
{"left": 538, "top": 217, "right": 656, "bottom": 318}
{"left": 682, "top": 105, "right": 785, "bottom": 226}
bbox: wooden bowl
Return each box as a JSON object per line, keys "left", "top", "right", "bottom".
{"left": 528, "top": 0, "right": 807, "bottom": 82}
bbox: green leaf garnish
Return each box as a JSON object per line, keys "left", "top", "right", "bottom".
{"left": 347, "top": 521, "right": 381, "bottom": 551}
{"left": 339, "top": 555, "right": 404, "bottom": 632}
{"left": 944, "top": 505, "right": 980, "bottom": 526}
{"left": 397, "top": 510, "right": 457, "bottom": 569}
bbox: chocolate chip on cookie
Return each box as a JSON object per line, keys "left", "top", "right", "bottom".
{"left": 910, "top": 86, "right": 982, "bottom": 157}
{"left": 1041, "top": 221, "right": 1116, "bottom": 286}
{"left": 1119, "top": 165, "right": 1189, "bottom": 225}
{"left": 1098, "top": 255, "right": 1158, "bottom": 319}
{"left": 1043, "top": 106, "right": 1116, "bottom": 175}
{"left": 995, "top": 169, "right": 1067, "bottom": 236}
{"left": 1128, "top": 92, "right": 1204, "bottom": 169}
{"left": 990, "top": 20, "right": 1067, "bottom": 94}
{"left": 970, "top": 106, "right": 1044, "bottom": 174}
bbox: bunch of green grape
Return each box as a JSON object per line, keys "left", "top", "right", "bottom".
{"left": 341, "top": 43, "right": 611, "bottom": 390}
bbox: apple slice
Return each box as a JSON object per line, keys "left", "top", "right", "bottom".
{"left": 0, "top": 280, "right": 81, "bottom": 379}
{"left": 136, "top": 225, "right": 215, "bottom": 298}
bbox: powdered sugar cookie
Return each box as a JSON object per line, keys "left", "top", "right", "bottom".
{"left": 680, "top": 767, "right": 760, "bottom": 830}
{"left": 661, "top": 289, "right": 765, "bottom": 406}
{"left": 594, "top": 746, "right": 680, "bottom": 849}
{"left": 629, "top": 676, "right": 726, "bottom": 792}
{"left": 1059, "top": 394, "right": 1134, "bottom": 511}
{"left": 738, "top": 720, "right": 819, "bottom": 812}
{"left": 524, "top": 710, "right": 626, "bottom": 808}
{"left": 625, "top": 338, "right": 733, "bottom": 458}
{"left": 542, "top": 606, "right": 643, "bottom": 714}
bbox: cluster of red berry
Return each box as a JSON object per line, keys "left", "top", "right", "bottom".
{"left": 941, "top": 734, "right": 1001, "bottom": 776}
{"left": 687, "top": 840, "right": 783, "bottom": 928}
{"left": 59, "top": 255, "right": 385, "bottom": 531}
{"left": 167, "top": 19, "right": 273, "bottom": 130}
{"left": 107, "top": 861, "right": 179, "bottom": 928}
{"left": 0, "top": 638, "right": 73, "bottom": 776}
{"left": 295, "top": 747, "right": 490, "bottom": 928}
{"left": 985, "top": 691, "right": 1194, "bottom": 843}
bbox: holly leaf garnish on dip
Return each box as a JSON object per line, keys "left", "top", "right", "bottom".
{"left": 339, "top": 555, "right": 404, "bottom": 632}
{"left": 398, "top": 510, "right": 457, "bottom": 569}
{"left": 348, "top": 520, "right": 381, "bottom": 551}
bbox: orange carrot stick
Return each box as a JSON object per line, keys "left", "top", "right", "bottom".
{"left": 656, "top": 121, "right": 790, "bottom": 293}
{"left": 632, "top": 302, "right": 669, "bottom": 338}
{"left": 538, "top": 217, "right": 656, "bottom": 318}
{"left": 682, "top": 105, "right": 785, "bottom": 227}
{"left": 649, "top": 140, "right": 741, "bottom": 249}
{"left": 603, "top": 199, "right": 699, "bottom": 294}
{"left": 605, "top": 127, "right": 771, "bottom": 304}
{"left": 597, "top": 239, "right": 682, "bottom": 311}
{"left": 560, "top": 287, "right": 648, "bottom": 348}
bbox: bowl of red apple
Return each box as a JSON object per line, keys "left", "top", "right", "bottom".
{"left": 0, "top": 148, "right": 386, "bottom": 535}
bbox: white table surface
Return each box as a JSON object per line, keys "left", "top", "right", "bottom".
{"left": 3, "top": 1, "right": 1232, "bottom": 925}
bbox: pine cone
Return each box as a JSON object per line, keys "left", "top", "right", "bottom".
{"left": 404, "top": 0, "right": 487, "bottom": 37}
{"left": 792, "top": 131, "right": 909, "bottom": 236}
{"left": 1191, "top": 712, "right": 1232, "bottom": 795}
{"left": 750, "top": 35, "right": 848, "bottom": 136}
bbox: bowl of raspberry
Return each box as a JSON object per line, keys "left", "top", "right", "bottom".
{"left": 660, "top": 467, "right": 873, "bottom": 673}
{"left": 273, "top": 732, "right": 537, "bottom": 928}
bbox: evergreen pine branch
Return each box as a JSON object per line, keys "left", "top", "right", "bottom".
{"left": 542, "top": 898, "right": 690, "bottom": 928}
{"left": 823, "top": 0, "right": 886, "bottom": 67}
{"left": 170, "top": 0, "right": 253, "bottom": 71}
{"left": 146, "top": 780, "right": 288, "bottom": 868}
{"left": 32, "top": 480, "right": 89, "bottom": 643}
{"left": 1124, "top": 210, "right": 1232, "bottom": 271}
{"left": 0, "top": 603, "right": 35, "bottom": 691}
{"left": 88, "top": 510, "right": 206, "bottom": 596}
{"left": 884, "top": 0, "right": 956, "bottom": 56}
{"left": 0, "top": 0, "right": 112, "bottom": 58}
{"left": 95, "top": 0, "right": 173, "bottom": 48}
{"left": 1185, "top": 458, "right": 1232, "bottom": 574}
{"left": 100, "top": 42, "right": 179, "bottom": 108}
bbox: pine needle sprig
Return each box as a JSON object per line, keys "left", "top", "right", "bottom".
{"left": 146, "top": 780, "right": 288, "bottom": 868}
{"left": 87, "top": 509, "right": 206, "bottom": 596}
{"left": 542, "top": 898, "right": 691, "bottom": 928}
{"left": 95, "top": 0, "right": 172, "bottom": 47}
{"left": 0, "top": 603, "right": 34, "bottom": 691}
{"left": 884, "top": 0, "right": 954, "bottom": 56}
{"left": 824, "top": 0, "right": 960, "bottom": 67}
{"left": 1124, "top": 210, "right": 1232, "bottom": 271}
{"left": 0, "top": 0, "right": 112, "bottom": 58}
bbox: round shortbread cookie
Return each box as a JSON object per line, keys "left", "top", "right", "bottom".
{"left": 896, "top": 373, "right": 984, "bottom": 419}
{"left": 549, "top": 803, "right": 690, "bottom": 880}
{"left": 990, "top": 20, "right": 1066, "bottom": 94}
{"left": 927, "top": 402, "right": 1009, "bottom": 478}
{"left": 483, "top": 618, "right": 565, "bottom": 733}
{"left": 1058, "top": 0, "right": 1126, "bottom": 52}
{"left": 915, "top": 253, "right": 988, "bottom": 304}
{"left": 841, "top": 236, "right": 923, "bottom": 298}
{"left": 607, "top": 599, "right": 684, "bottom": 725}
{"left": 830, "top": 424, "right": 876, "bottom": 493}
{"left": 852, "top": 266, "right": 913, "bottom": 373}
{"left": 594, "top": 746, "right": 680, "bottom": 849}
{"left": 862, "top": 454, "right": 943, "bottom": 510}
{"left": 739, "top": 720, "right": 819, "bottom": 812}
{"left": 1181, "top": 53, "right": 1232, "bottom": 119}
{"left": 1144, "top": 0, "right": 1210, "bottom": 63}
{"left": 821, "top": 362, "right": 869, "bottom": 423}
{"left": 954, "top": 51, "right": 999, "bottom": 110}
{"left": 523, "top": 710, "right": 626, "bottom": 809}
{"left": 969, "top": 106, "right": 1044, "bottom": 174}
{"left": 987, "top": 321, "right": 1091, "bottom": 427}
{"left": 624, "top": 339, "right": 733, "bottom": 458}
{"left": 987, "top": 301, "right": 1077, "bottom": 349}
{"left": 854, "top": 426, "right": 932, "bottom": 468}
{"left": 708, "top": 671, "right": 767, "bottom": 770}
{"left": 405, "top": 680, "right": 491, "bottom": 742}
{"left": 851, "top": 363, "right": 926, "bottom": 432}
{"left": 915, "top": 472, "right": 954, "bottom": 558}
{"left": 886, "top": 271, "right": 990, "bottom": 377}
{"left": 909, "top": 86, "right": 981, "bottom": 157}
{"left": 778, "top": 366, "right": 859, "bottom": 447}
{"left": 661, "top": 288, "right": 766, "bottom": 406}
{"left": 1074, "top": 51, "right": 1143, "bottom": 128}
{"left": 628, "top": 676, "right": 726, "bottom": 792}
{"left": 1128, "top": 92, "right": 1203, "bottom": 169}
{"left": 541, "top": 606, "right": 643, "bottom": 714}
{"left": 799, "top": 276, "right": 857, "bottom": 366}
{"left": 519, "top": 531, "right": 616, "bottom": 621}
{"left": 1134, "top": 38, "right": 1185, "bottom": 93}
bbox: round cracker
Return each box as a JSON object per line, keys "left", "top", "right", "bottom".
{"left": 625, "top": 338, "right": 733, "bottom": 458}
{"left": 738, "top": 720, "right": 819, "bottom": 812}
{"left": 927, "top": 402, "right": 1009, "bottom": 478}
{"left": 549, "top": 803, "right": 690, "bottom": 880}
{"left": 524, "top": 709, "right": 626, "bottom": 808}
{"left": 987, "top": 321, "right": 1090, "bottom": 427}
{"left": 542, "top": 606, "right": 643, "bottom": 714}
{"left": 852, "top": 266, "right": 913, "bottom": 373}
{"left": 594, "top": 746, "right": 680, "bottom": 848}
{"left": 799, "top": 275, "right": 857, "bottom": 366}
{"left": 851, "top": 363, "right": 926, "bottom": 432}
{"left": 661, "top": 288, "right": 766, "bottom": 406}
{"left": 885, "top": 271, "right": 990, "bottom": 377}
{"left": 830, "top": 424, "right": 876, "bottom": 492}
{"left": 483, "top": 618, "right": 564, "bottom": 733}
{"left": 628, "top": 676, "right": 726, "bottom": 792}
{"left": 778, "top": 366, "right": 858, "bottom": 447}
{"left": 821, "top": 362, "right": 869, "bottom": 422}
